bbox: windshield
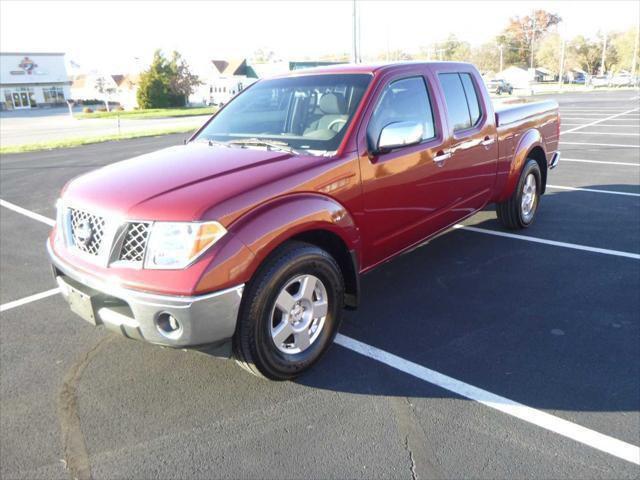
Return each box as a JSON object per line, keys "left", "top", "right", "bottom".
{"left": 194, "top": 74, "right": 372, "bottom": 155}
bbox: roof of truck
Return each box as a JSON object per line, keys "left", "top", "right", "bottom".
{"left": 269, "top": 61, "right": 473, "bottom": 78}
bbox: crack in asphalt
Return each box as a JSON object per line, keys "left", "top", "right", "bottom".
{"left": 58, "top": 336, "right": 113, "bottom": 480}
{"left": 404, "top": 435, "right": 418, "bottom": 480}
{"left": 390, "top": 396, "right": 443, "bottom": 480}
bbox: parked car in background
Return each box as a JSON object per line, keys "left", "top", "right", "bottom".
{"left": 611, "top": 73, "right": 633, "bottom": 87}
{"left": 486, "top": 78, "right": 513, "bottom": 95}
{"left": 591, "top": 75, "right": 610, "bottom": 88}
{"left": 48, "top": 62, "right": 560, "bottom": 380}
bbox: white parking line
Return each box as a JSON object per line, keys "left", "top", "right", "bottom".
{"left": 561, "top": 141, "right": 639, "bottom": 148}
{"left": 561, "top": 108, "right": 639, "bottom": 135}
{"left": 547, "top": 184, "right": 640, "bottom": 197}
{"left": 453, "top": 224, "right": 640, "bottom": 260}
{"left": 561, "top": 124, "right": 639, "bottom": 127}
{"left": 0, "top": 288, "right": 60, "bottom": 313}
{"left": 562, "top": 131, "right": 640, "bottom": 136}
{"left": 561, "top": 117, "right": 640, "bottom": 122}
{"left": 335, "top": 334, "right": 640, "bottom": 465}
{"left": 0, "top": 199, "right": 55, "bottom": 226}
{"left": 562, "top": 158, "right": 639, "bottom": 167}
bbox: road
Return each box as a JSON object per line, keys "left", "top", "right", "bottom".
{"left": 0, "top": 90, "right": 639, "bottom": 479}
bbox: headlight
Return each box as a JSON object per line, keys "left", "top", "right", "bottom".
{"left": 144, "top": 221, "right": 227, "bottom": 269}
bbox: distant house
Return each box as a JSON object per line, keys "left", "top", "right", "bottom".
{"left": 206, "top": 58, "right": 258, "bottom": 106}
{"left": 531, "top": 67, "right": 556, "bottom": 82}
{"left": 71, "top": 73, "right": 139, "bottom": 108}
{"left": 201, "top": 58, "right": 346, "bottom": 106}
{"left": 497, "top": 66, "right": 530, "bottom": 89}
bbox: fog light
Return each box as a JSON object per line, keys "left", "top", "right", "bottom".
{"left": 156, "top": 313, "right": 183, "bottom": 340}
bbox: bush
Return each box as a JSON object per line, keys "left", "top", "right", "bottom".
{"left": 82, "top": 107, "right": 93, "bottom": 114}
{"left": 97, "top": 107, "right": 108, "bottom": 112}
{"left": 115, "top": 105, "right": 125, "bottom": 111}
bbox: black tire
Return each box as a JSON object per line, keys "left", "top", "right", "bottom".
{"left": 233, "top": 241, "right": 344, "bottom": 380}
{"left": 496, "top": 158, "right": 541, "bottom": 230}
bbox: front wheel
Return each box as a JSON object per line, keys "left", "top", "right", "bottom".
{"left": 233, "top": 241, "right": 344, "bottom": 380}
{"left": 496, "top": 158, "right": 541, "bottom": 229}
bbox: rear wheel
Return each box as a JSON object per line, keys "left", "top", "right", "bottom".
{"left": 496, "top": 158, "right": 541, "bottom": 230}
{"left": 233, "top": 241, "right": 344, "bottom": 380}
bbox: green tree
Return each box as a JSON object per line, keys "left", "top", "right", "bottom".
{"left": 569, "top": 35, "right": 602, "bottom": 74}
{"left": 137, "top": 50, "right": 200, "bottom": 109}
{"left": 610, "top": 28, "right": 638, "bottom": 73}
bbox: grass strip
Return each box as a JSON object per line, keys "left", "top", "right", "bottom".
{"left": 0, "top": 126, "right": 196, "bottom": 154}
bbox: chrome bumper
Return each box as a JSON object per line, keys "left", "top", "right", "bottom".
{"left": 550, "top": 151, "right": 560, "bottom": 169}
{"left": 48, "top": 241, "right": 243, "bottom": 347}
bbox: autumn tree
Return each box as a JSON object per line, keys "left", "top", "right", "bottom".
{"left": 497, "top": 10, "right": 562, "bottom": 67}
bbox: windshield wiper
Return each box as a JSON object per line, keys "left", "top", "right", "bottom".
{"left": 226, "top": 138, "right": 298, "bottom": 154}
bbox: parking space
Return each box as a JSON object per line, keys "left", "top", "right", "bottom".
{"left": 1, "top": 90, "right": 639, "bottom": 478}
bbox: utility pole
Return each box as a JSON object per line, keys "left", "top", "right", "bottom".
{"left": 529, "top": 12, "right": 537, "bottom": 70}
{"left": 600, "top": 33, "right": 607, "bottom": 75}
{"left": 558, "top": 37, "right": 566, "bottom": 89}
{"left": 499, "top": 44, "right": 504, "bottom": 72}
{"left": 352, "top": 0, "right": 358, "bottom": 64}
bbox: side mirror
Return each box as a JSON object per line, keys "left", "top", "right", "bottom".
{"left": 376, "top": 121, "right": 424, "bottom": 153}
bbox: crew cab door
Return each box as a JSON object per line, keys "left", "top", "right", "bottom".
{"left": 434, "top": 69, "right": 498, "bottom": 211}
{"left": 357, "top": 70, "right": 454, "bottom": 269}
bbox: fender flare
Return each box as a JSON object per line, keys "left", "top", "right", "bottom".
{"left": 196, "top": 193, "right": 360, "bottom": 294}
{"left": 497, "top": 128, "right": 546, "bottom": 203}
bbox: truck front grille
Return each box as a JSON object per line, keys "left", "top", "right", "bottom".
{"left": 119, "top": 222, "right": 151, "bottom": 263}
{"left": 69, "top": 208, "right": 106, "bottom": 256}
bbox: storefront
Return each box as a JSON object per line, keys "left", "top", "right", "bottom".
{"left": 0, "top": 52, "right": 71, "bottom": 110}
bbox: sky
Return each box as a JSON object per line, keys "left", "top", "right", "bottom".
{"left": 1, "top": 0, "right": 639, "bottom": 76}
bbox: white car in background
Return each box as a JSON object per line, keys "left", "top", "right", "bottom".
{"left": 611, "top": 73, "right": 633, "bottom": 87}
{"left": 590, "top": 76, "right": 610, "bottom": 88}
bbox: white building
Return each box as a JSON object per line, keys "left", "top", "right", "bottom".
{"left": 1, "top": 52, "right": 71, "bottom": 110}
{"left": 70, "top": 73, "right": 139, "bottom": 109}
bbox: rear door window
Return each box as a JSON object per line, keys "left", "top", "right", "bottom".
{"left": 459, "top": 73, "right": 481, "bottom": 126}
{"left": 438, "top": 73, "right": 483, "bottom": 132}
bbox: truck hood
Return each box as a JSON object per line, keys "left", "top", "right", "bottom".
{"left": 62, "top": 142, "right": 314, "bottom": 223}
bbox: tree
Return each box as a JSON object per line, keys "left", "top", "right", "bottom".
{"left": 94, "top": 76, "right": 115, "bottom": 112}
{"left": 168, "top": 51, "right": 201, "bottom": 106}
{"left": 416, "top": 35, "right": 470, "bottom": 62}
{"left": 137, "top": 50, "right": 200, "bottom": 109}
{"left": 252, "top": 48, "right": 277, "bottom": 63}
{"left": 610, "top": 28, "right": 639, "bottom": 73}
{"left": 470, "top": 42, "right": 501, "bottom": 72}
{"left": 569, "top": 35, "right": 602, "bottom": 74}
{"left": 497, "top": 10, "right": 562, "bottom": 67}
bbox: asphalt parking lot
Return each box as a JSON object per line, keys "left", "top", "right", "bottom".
{"left": 1, "top": 89, "right": 639, "bottom": 479}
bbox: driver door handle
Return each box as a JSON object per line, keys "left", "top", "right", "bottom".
{"left": 433, "top": 150, "right": 451, "bottom": 164}
{"left": 481, "top": 136, "right": 495, "bottom": 147}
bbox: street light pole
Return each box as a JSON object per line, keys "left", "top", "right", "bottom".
{"left": 558, "top": 37, "right": 566, "bottom": 89}
{"left": 499, "top": 44, "right": 504, "bottom": 72}
{"left": 529, "top": 12, "right": 537, "bottom": 70}
{"left": 600, "top": 33, "right": 607, "bottom": 75}
{"left": 352, "top": 0, "right": 358, "bottom": 64}
{"left": 632, "top": 25, "right": 639, "bottom": 79}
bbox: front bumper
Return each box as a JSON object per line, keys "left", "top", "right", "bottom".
{"left": 48, "top": 241, "right": 244, "bottom": 347}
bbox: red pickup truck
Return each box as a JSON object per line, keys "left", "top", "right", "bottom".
{"left": 48, "top": 62, "right": 560, "bottom": 380}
